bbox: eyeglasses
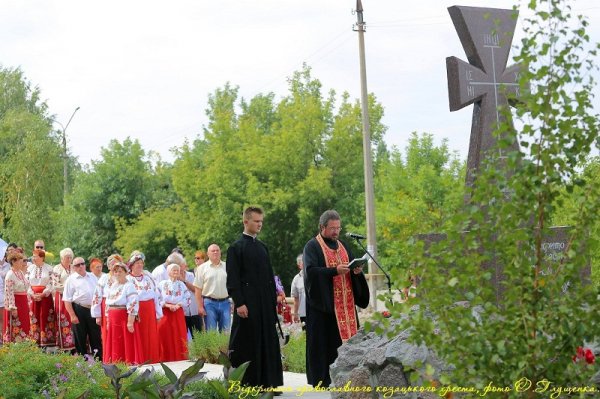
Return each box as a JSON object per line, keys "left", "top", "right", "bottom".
{"left": 73, "top": 262, "right": 86, "bottom": 268}
{"left": 195, "top": 257, "right": 204, "bottom": 260}
{"left": 35, "top": 246, "right": 44, "bottom": 249}
{"left": 327, "top": 227, "right": 342, "bottom": 232}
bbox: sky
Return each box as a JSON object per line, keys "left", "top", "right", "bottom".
{"left": 2, "top": 0, "right": 599, "bottom": 166}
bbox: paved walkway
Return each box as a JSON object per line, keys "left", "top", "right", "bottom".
{"left": 141, "top": 360, "right": 331, "bottom": 398}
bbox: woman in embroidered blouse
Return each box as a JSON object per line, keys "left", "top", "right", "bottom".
{"left": 0, "top": 244, "right": 15, "bottom": 344}
{"left": 52, "top": 247, "right": 75, "bottom": 351}
{"left": 91, "top": 254, "right": 121, "bottom": 362}
{"left": 157, "top": 263, "right": 190, "bottom": 361}
{"left": 3, "top": 250, "right": 31, "bottom": 342}
{"left": 127, "top": 252, "right": 162, "bottom": 363}
{"left": 102, "top": 261, "right": 143, "bottom": 365}
{"left": 27, "top": 249, "right": 56, "bottom": 347}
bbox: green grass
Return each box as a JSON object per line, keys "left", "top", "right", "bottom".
{"left": 282, "top": 332, "right": 306, "bottom": 373}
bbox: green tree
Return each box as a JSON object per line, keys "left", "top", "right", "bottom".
{"left": 374, "top": 132, "right": 464, "bottom": 275}
{"left": 55, "top": 138, "right": 165, "bottom": 259}
{"left": 400, "top": 0, "right": 600, "bottom": 393}
{"left": 0, "top": 67, "right": 63, "bottom": 247}
{"left": 168, "top": 65, "right": 386, "bottom": 287}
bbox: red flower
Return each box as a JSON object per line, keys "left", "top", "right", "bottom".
{"left": 585, "top": 349, "right": 595, "bottom": 365}
{"left": 573, "top": 346, "right": 595, "bottom": 365}
{"left": 381, "top": 311, "right": 391, "bottom": 318}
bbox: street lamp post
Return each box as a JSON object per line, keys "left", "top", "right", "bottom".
{"left": 52, "top": 106, "right": 80, "bottom": 205}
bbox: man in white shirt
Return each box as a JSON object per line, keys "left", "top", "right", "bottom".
{"left": 63, "top": 257, "right": 102, "bottom": 359}
{"left": 194, "top": 244, "right": 230, "bottom": 332}
{"left": 290, "top": 254, "right": 306, "bottom": 329}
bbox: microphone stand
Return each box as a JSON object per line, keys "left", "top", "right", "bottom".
{"left": 350, "top": 236, "right": 394, "bottom": 307}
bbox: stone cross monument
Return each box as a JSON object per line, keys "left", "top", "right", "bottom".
{"left": 446, "top": 5, "right": 523, "bottom": 188}
{"left": 439, "top": 5, "right": 588, "bottom": 301}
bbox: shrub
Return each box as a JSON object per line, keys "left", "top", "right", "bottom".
{"left": 0, "top": 341, "right": 114, "bottom": 398}
{"left": 188, "top": 330, "right": 229, "bottom": 363}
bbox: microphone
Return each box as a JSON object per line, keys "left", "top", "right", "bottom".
{"left": 346, "top": 232, "right": 366, "bottom": 240}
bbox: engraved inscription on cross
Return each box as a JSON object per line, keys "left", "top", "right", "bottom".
{"left": 446, "top": 6, "right": 525, "bottom": 189}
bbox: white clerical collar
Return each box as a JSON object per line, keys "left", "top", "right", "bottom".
{"left": 243, "top": 232, "right": 257, "bottom": 239}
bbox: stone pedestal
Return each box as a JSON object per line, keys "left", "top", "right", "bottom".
{"left": 330, "top": 306, "right": 451, "bottom": 399}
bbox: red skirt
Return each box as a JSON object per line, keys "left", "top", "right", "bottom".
{"left": 158, "top": 307, "right": 188, "bottom": 361}
{"left": 100, "top": 298, "right": 108, "bottom": 362}
{"left": 138, "top": 299, "right": 160, "bottom": 363}
{"left": 29, "top": 293, "right": 56, "bottom": 346}
{"left": 54, "top": 292, "right": 75, "bottom": 350}
{"left": 105, "top": 308, "right": 143, "bottom": 365}
{"left": 3, "top": 294, "right": 30, "bottom": 343}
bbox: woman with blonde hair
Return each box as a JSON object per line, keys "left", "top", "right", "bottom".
{"left": 27, "top": 249, "right": 56, "bottom": 346}
{"left": 52, "top": 248, "right": 75, "bottom": 350}
{"left": 3, "top": 249, "right": 30, "bottom": 342}
{"left": 157, "top": 263, "right": 190, "bottom": 361}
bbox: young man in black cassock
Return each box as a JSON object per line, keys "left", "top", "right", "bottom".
{"left": 226, "top": 206, "right": 283, "bottom": 393}
{"left": 303, "top": 209, "right": 369, "bottom": 387}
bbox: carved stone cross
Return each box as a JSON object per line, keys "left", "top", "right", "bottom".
{"left": 446, "top": 5, "right": 524, "bottom": 188}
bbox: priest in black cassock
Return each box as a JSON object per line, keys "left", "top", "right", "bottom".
{"left": 226, "top": 206, "right": 283, "bottom": 392}
{"left": 303, "top": 209, "right": 369, "bottom": 387}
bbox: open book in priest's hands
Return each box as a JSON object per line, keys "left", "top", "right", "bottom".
{"left": 347, "top": 254, "right": 368, "bottom": 271}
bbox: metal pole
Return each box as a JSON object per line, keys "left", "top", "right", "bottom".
{"left": 355, "top": 0, "right": 380, "bottom": 309}
{"left": 54, "top": 107, "right": 80, "bottom": 205}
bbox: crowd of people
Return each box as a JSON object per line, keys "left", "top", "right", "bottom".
{"left": 1, "top": 207, "right": 372, "bottom": 392}
{"left": 0, "top": 240, "right": 228, "bottom": 365}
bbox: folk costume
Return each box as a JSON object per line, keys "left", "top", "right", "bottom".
{"left": 127, "top": 270, "right": 162, "bottom": 363}
{"left": 226, "top": 233, "right": 283, "bottom": 389}
{"left": 303, "top": 234, "right": 369, "bottom": 387}
{"left": 91, "top": 272, "right": 116, "bottom": 362}
{"left": 3, "top": 269, "right": 30, "bottom": 342}
{"left": 0, "top": 260, "right": 11, "bottom": 344}
{"left": 52, "top": 263, "right": 76, "bottom": 350}
{"left": 104, "top": 280, "right": 143, "bottom": 365}
{"left": 27, "top": 262, "right": 56, "bottom": 346}
{"left": 157, "top": 278, "right": 190, "bottom": 361}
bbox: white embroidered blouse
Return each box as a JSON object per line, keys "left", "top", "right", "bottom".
{"left": 91, "top": 273, "right": 116, "bottom": 318}
{"left": 105, "top": 281, "right": 139, "bottom": 316}
{"left": 127, "top": 271, "right": 163, "bottom": 319}
{"left": 52, "top": 264, "right": 71, "bottom": 294}
{"left": 26, "top": 263, "right": 54, "bottom": 296}
{"left": 4, "top": 269, "right": 30, "bottom": 310}
{"left": 157, "top": 279, "right": 191, "bottom": 308}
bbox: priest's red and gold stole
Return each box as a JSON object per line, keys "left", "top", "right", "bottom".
{"left": 316, "top": 234, "right": 357, "bottom": 341}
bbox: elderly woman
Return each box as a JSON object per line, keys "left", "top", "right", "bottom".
{"left": 91, "top": 254, "right": 121, "bottom": 362}
{"left": 157, "top": 263, "right": 190, "bottom": 361}
{"left": 27, "top": 249, "right": 56, "bottom": 346}
{"left": 127, "top": 251, "right": 162, "bottom": 363}
{"left": 52, "top": 248, "right": 75, "bottom": 350}
{"left": 3, "top": 250, "right": 30, "bottom": 342}
{"left": 102, "top": 261, "right": 143, "bottom": 364}
{"left": 0, "top": 244, "right": 16, "bottom": 344}
{"left": 89, "top": 258, "right": 104, "bottom": 279}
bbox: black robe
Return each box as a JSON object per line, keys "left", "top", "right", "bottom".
{"left": 226, "top": 233, "right": 283, "bottom": 388}
{"left": 303, "top": 235, "right": 369, "bottom": 387}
